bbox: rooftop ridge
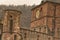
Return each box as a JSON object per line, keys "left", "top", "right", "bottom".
{"left": 31, "top": 1, "right": 60, "bottom": 10}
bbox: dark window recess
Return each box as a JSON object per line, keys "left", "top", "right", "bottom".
{"left": 10, "top": 19, "right": 13, "bottom": 34}
{"left": 34, "top": 29, "right": 36, "bottom": 31}
{"left": 40, "top": 7, "right": 42, "bottom": 11}
{"left": 52, "top": 18, "right": 55, "bottom": 35}
{"left": 37, "top": 35, "right": 39, "bottom": 40}
{"left": 57, "top": 28, "right": 60, "bottom": 37}
{"left": 24, "top": 33, "right": 26, "bottom": 38}
{"left": 0, "top": 35, "right": 2, "bottom": 40}
{"left": 14, "top": 35, "right": 17, "bottom": 40}
{"left": 39, "top": 28, "right": 41, "bottom": 31}
{"left": 0, "top": 24, "right": 3, "bottom": 40}
{"left": 0, "top": 24, "right": 3, "bottom": 34}
{"left": 48, "top": 37, "right": 50, "bottom": 40}
{"left": 40, "top": 7, "right": 43, "bottom": 17}
{"left": 10, "top": 15, "right": 13, "bottom": 34}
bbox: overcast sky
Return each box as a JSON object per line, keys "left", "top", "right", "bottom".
{"left": 0, "top": 0, "right": 42, "bottom": 5}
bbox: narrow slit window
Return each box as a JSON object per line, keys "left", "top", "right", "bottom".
{"left": 0, "top": 24, "right": 3, "bottom": 40}
{"left": 0, "top": 35, "right": 2, "bottom": 40}
{"left": 10, "top": 16, "right": 13, "bottom": 34}
{"left": 14, "top": 35, "right": 17, "bottom": 40}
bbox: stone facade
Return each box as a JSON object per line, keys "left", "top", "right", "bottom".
{"left": 0, "top": 9, "right": 21, "bottom": 40}
{"left": 0, "top": 1, "right": 60, "bottom": 40}
{"left": 20, "top": 27, "right": 60, "bottom": 40}
{"left": 31, "top": 1, "right": 60, "bottom": 39}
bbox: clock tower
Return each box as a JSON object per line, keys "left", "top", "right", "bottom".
{"left": 31, "top": 1, "right": 60, "bottom": 38}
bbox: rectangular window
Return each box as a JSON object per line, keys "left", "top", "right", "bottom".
{"left": 37, "top": 35, "right": 39, "bottom": 40}
{"left": 48, "top": 37, "right": 50, "bottom": 40}
{"left": 57, "top": 28, "right": 60, "bottom": 38}
{"left": 0, "top": 24, "right": 3, "bottom": 34}
{"left": 0, "top": 24, "right": 3, "bottom": 40}
{"left": 24, "top": 33, "right": 26, "bottom": 38}
{"left": 0, "top": 35, "right": 2, "bottom": 40}
{"left": 14, "top": 35, "right": 17, "bottom": 40}
{"left": 10, "top": 20, "right": 13, "bottom": 34}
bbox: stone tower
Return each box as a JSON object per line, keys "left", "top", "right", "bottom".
{"left": 31, "top": 1, "right": 60, "bottom": 38}
{"left": 2, "top": 9, "right": 22, "bottom": 40}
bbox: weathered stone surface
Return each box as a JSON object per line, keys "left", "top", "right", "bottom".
{"left": 31, "top": 1, "right": 60, "bottom": 38}
{"left": 2, "top": 9, "right": 21, "bottom": 40}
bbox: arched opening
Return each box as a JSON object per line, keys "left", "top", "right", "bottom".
{"left": 9, "top": 16, "right": 13, "bottom": 34}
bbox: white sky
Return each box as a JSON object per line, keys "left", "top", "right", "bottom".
{"left": 0, "top": 0, "right": 42, "bottom": 5}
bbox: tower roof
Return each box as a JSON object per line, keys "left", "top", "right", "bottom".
{"left": 4, "top": 9, "right": 22, "bottom": 14}
{"left": 42, "top": 0, "right": 60, "bottom": 3}
{"left": 0, "top": 9, "right": 22, "bottom": 21}
{"left": 31, "top": 1, "right": 60, "bottom": 10}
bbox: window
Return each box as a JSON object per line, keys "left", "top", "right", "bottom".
{"left": 44, "top": 27, "right": 46, "bottom": 33}
{"left": 24, "top": 33, "right": 26, "bottom": 38}
{"left": 0, "top": 35, "right": 2, "bottom": 40}
{"left": 0, "top": 24, "right": 3, "bottom": 40}
{"left": 24, "top": 33, "right": 27, "bottom": 40}
{"left": 14, "top": 35, "right": 17, "bottom": 40}
{"left": 57, "top": 28, "right": 60, "bottom": 37}
{"left": 48, "top": 37, "right": 50, "bottom": 40}
{"left": 37, "top": 35, "right": 39, "bottom": 40}
{"left": 10, "top": 16, "right": 13, "bottom": 34}
{"left": 0, "top": 24, "right": 3, "bottom": 34}
{"left": 34, "top": 28, "right": 36, "bottom": 31}
{"left": 39, "top": 28, "right": 41, "bottom": 32}
{"left": 40, "top": 8, "right": 43, "bottom": 17}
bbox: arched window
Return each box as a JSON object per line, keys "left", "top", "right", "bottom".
{"left": 10, "top": 16, "right": 13, "bottom": 34}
